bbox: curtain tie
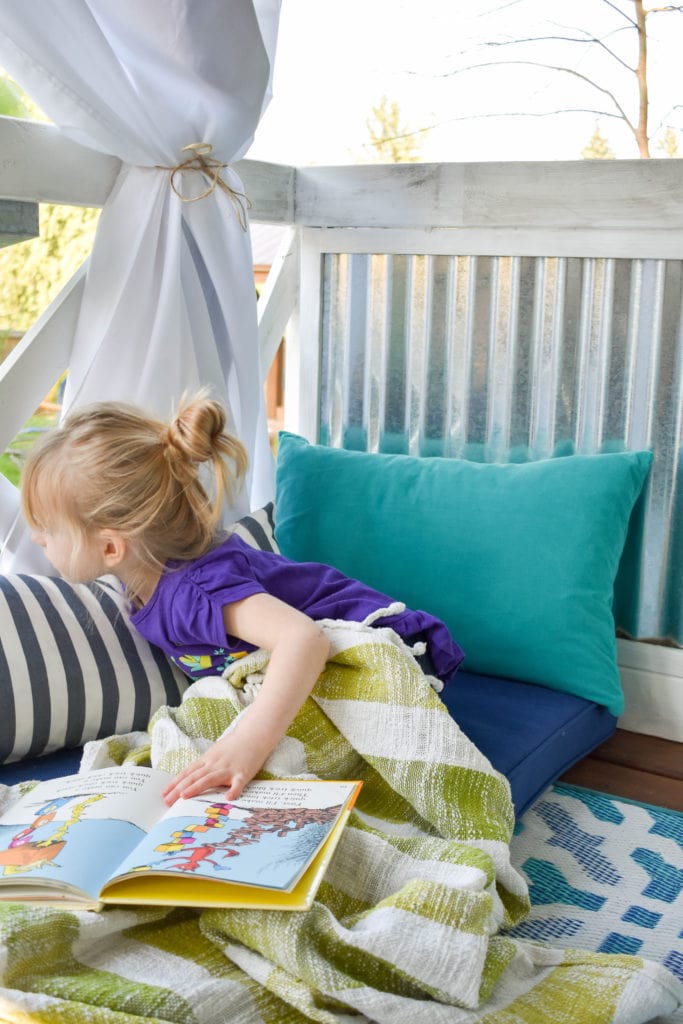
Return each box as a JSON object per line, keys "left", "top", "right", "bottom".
{"left": 158, "top": 142, "right": 250, "bottom": 230}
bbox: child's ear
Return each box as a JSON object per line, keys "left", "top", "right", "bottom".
{"left": 99, "top": 530, "right": 127, "bottom": 569}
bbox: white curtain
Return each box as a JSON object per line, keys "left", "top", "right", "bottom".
{"left": 0, "top": 0, "right": 280, "bottom": 573}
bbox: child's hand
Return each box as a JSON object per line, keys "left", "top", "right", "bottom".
{"left": 162, "top": 732, "right": 269, "bottom": 805}
{"left": 162, "top": 594, "right": 330, "bottom": 806}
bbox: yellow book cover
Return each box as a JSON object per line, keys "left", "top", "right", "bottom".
{"left": 0, "top": 767, "right": 362, "bottom": 911}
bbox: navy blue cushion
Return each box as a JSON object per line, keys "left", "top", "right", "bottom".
{"left": 0, "top": 746, "right": 84, "bottom": 785}
{"left": 440, "top": 671, "right": 617, "bottom": 817}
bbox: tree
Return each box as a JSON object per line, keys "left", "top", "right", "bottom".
{"left": 362, "top": 96, "right": 423, "bottom": 163}
{"left": 656, "top": 126, "right": 679, "bottom": 156}
{"left": 0, "top": 72, "right": 30, "bottom": 118}
{"left": 0, "top": 204, "right": 100, "bottom": 335}
{"left": 582, "top": 123, "right": 616, "bottom": 158}
{"left": 436, "top": 0, "right": 682, "bottom": 158}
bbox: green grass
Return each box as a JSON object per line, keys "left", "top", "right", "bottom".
{"left": 0, "top": 410, "right": 59, "bottom": 487}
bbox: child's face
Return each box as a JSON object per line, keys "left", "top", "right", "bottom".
{"left": 30, "top": 525, "right": 105, "bottom": 584}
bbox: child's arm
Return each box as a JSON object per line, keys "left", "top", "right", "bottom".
{"left": 162, "top": 593, "right": 330, "bottom": 804}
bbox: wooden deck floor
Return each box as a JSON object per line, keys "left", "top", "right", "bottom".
{"left": 560, "top": 729, "right": 683, "bottom": 812}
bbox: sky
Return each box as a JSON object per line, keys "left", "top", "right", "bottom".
{"left": 246, "top": 0, "right": 683, "bottom": 166}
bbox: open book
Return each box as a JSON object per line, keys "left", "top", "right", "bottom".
{"left": 0, "top": 766, "right": 361, "bottom": 911}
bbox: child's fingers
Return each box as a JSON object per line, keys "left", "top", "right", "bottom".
{"left": 162, "top": 760, "right": 248, "bottom": 804}
{"left": 162, "top": 763, "right": 200, "bottom": 802}
{"left": 222, "top": 773, "right": 247, "bottom": 801}
{"left": 162, "top": 760, "right": 210, "bottom": 803}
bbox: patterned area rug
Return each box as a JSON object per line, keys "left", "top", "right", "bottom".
{"left": 508, "top": 783, "right": 683, "bottom": 1023}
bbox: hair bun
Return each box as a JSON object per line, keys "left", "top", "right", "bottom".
{"left": 166, "top": 397, "right": 227, "bottom": 464}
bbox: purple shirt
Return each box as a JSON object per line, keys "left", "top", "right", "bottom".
{"left": 131, "top": 534, "right": 464, "bottom": 683}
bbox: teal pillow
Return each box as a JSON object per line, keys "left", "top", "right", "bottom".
{"left": 275, "top": 434, "right": 653, "bottom": 715}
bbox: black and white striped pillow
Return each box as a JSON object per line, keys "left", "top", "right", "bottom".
{"left": 0, "top": 574, "right": 188, "bottom": 764}
{"left": 228, "top": 501, "right": 278, "bottom": 553}
{"left": 0, "top": 504, "right": 280, "bottom": 765}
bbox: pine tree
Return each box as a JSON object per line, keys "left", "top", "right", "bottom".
{"left": 656, "top": 128, "right": 680, "bottom": 158}
{"left": 364, "top": 96, "right": 422, "bottom": 163}
{"left": 581, "top": 125, "right": 615, "bottom": 160}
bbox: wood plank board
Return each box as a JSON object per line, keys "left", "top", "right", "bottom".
{"left": 561, "top": 751, "right": 683, "bottom": 812}
{"left": 590, "top": 729, "right": 683, "bottom": 781}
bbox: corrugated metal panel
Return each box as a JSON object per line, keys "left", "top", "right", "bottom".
{"left": 319, "top": 252, "right": 683, "bottom": 644}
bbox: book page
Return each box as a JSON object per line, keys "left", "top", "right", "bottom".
{"left": 0, "top": 766, "right": 171, "bottom": 901}
{"left": 111, "top": 779, "right": 359, "bottom": 893}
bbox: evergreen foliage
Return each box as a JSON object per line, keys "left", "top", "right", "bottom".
{"left": 581, "top": 124, "right": 615, "bottom": 160}
{"left": 364, "top": 95, "right": 423, "bottom": 163}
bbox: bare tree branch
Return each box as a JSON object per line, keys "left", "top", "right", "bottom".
{"left": 600, "top": 0, "right": 638, "bottom": 28}
{"left": 405, "top": 0, "right": 682, "bottom": 159}
{"left": 548, "top": 17, "right": 634, "bottom": 44}
{"left": 473, "top": 0, "right": 528, "bottom": 16}
{"left": 436, "top": 59, "right": 636, "bottom": 132}
{"left": 649, "top": 103, "right": 683, "bottom": 137}
{"left": 484, "top": 34, "right": 636, "bottom": 75}
{"left": 369, "top": 107, "right": 629, "bottom": 149}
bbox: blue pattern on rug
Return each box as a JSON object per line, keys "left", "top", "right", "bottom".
{"left": 599, "top": 932, "right": 644, "bottom": 955}
{"left": 507, "top": 784, "right": 683, "bottom": 995}
{"left": 523, "top": 858, "right": 607, "bottom": 910}
{"left": 648, "top": 806, "right": 683, "bottom": 845}
{"left": 561, "top": 786, "right": 626, "bottom": 825}
{"left": 537, "top": 801, "right": 622, "bottom": 883}
{"left": 622, "top": 905, "right": 662, "bottom": 928}
{"left": 667, "top": 952, "right": 683, "bottom": 982}
{"left": 632, "top": 847, "right": 683, "bottom": 902}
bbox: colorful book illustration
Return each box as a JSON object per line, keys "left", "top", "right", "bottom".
{"left": 0, "top": 767, "right": 362, "bottom": 911}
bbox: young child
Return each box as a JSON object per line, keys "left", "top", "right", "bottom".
{"left": 21, "top": 394, "right": 464, "bottom": 805}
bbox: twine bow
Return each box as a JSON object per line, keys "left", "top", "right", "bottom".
{"left": 158, "top": 142, "right": 250, "bottom": 230}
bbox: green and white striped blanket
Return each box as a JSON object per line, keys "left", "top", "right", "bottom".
{"left": 0, "top": 617, "right": 680, "bottom": 1023}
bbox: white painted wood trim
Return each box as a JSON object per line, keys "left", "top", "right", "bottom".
{"left": 0, "top": 265, "right": 85, "bottom": 451}
{"left": 0, "top": 117, "right": 120, "bottom": 207}
{"left": 283, "top": 229, "right": 322, "bottom": 440}
{"left": 617, "top": 638, "right": 683, "bottom": 742}
{"left": 294, "top": 226, "right": 683, "bottom": 260}
{"left": 239, "top": 159, "right": 295, "bottom": 224}
{"left": 4, "top": 117, "right": 683, "bottom": 240}
{"left": 257, "top": 227, "right": 298, "bottom": 378}
{"left": 294, "top": 160, "right": 683, "bottom": 232}
{"left": 0, "top": 117, "right": 295, "bottom": 222}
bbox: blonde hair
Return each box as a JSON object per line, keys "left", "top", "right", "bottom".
{"left": 22, "top": 392, "right": 248, "bottom": 576}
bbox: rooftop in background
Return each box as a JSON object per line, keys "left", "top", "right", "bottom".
{"left": 250, "top": 221, "right": 285, "bottom": 272}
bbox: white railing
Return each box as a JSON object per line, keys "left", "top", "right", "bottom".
{"left": 1, "top": 112, "right": 683, "bottom": 741}
{"left": 3, "top": 114, "right": 683, "bottom": 452}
